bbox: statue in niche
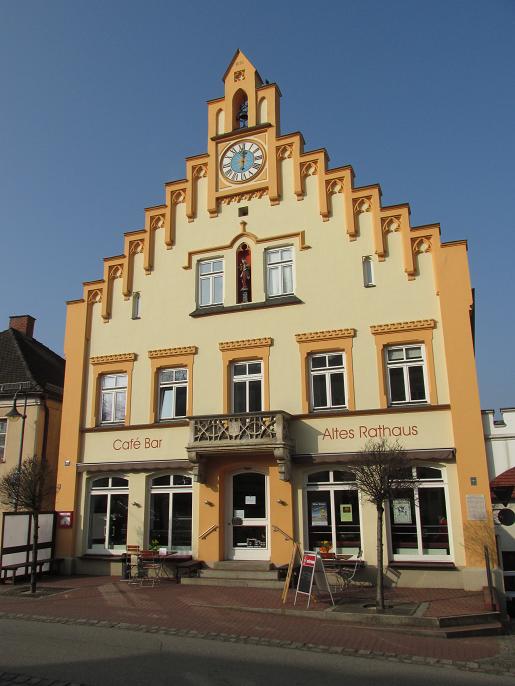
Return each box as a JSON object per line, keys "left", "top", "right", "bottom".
{"left": 238, "top": 244, "right": 251, "bottom": 303}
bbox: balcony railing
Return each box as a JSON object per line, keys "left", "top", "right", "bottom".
{"left": 189, "top": 411, "right": 291, "bottom": 446}
{"left": 187, "top": 411, "right": 293, "bottom": 481}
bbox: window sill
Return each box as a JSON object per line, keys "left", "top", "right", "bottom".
{"left": 82, "top": 419, "right": 189, "bottom": 433}
{"left": 388, "top": 561, "right": 456, "bottom": 570}
{"left": 190, "top": 295, "right": 303, "bottom": 317}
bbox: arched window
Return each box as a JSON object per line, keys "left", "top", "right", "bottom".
{"left": 237, "top": 243, "right": 252, "bottom": 303}
{"left": 389, "top": 465, "right": 451, "bottom": 560}
{"left": 233, "top": 89, "right": 248, "bottom": 129}
{"left": 305, "top": 469, "right": 361, "bottom": 556}
{"left": 87, "top": 476, "right": 129, "bottom": 553}
{"left": 149, "top": 474, "right": 193, "bottom": 552}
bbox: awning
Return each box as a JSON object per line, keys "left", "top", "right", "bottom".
{"left": 76, "top": 460, "right": 189, "bottom": 473}
{"left": 293, "top": 448, "right": 455, "bottom": 464}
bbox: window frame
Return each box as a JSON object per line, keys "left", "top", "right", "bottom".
{"left": 131, "top": 291, "right": 141, "bottom": 320}
{"left": 198, "top": 258, "right": 224, "bottom": 307}
{"left": 304, "top": 469, "right": 362, "bottom": 558}
{"left": 387, "top": 466, "right": 453, "bottom": 562}
{"left": 385, "top": 344, "right": 428, "bottom": 406}
{"left": 100, "top": 373, "right": 128, "bottom": 425}
{"left": 157, "top": 367, "right": 188, "bottom": 421}
{"left": 362, "top": 256, "right": 375, "bottom": 287}
{"left": 149, "top": 473, "right": 193, "bottom": 552}
{"left": 265, "top": 246, "right": 295, "bottom": 298}
{"left": 309, "top": 352, "right": 347, "bottom": 411}
{"left": 231, "top": 360, "right": 263, "bottom": 413}
{"left": 86, "top": 476, "right": 129, "bottom": 554}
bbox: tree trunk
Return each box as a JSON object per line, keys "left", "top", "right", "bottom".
{"left": 30, "top": 512, "right": 38, "bottom": 594}
{"left": 376, "top": 503, "right": 385, "bottom": 611}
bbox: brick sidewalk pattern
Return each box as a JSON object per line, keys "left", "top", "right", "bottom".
{"left": 0, "top": 576, "right": 513, "bottom": 676}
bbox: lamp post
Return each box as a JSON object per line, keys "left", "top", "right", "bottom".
{"left": 6, "top": 391, "right": 28, "bottom": 511}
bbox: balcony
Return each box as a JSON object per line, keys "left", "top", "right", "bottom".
{"left": 187, "top": 411, "right": 294, "bottom": 482}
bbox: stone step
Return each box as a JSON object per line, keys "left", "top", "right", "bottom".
{"left": 211, "top": 561, "right": 273, "bottom": 571}
{"left": 438, "top": 611, "right": 502, "bottom": 628}
{"left": 441, "top": 622, "right": 504, "bottom": 638}
{"left": 200, "top": 569, "right": 280, "bottom": 580}
{"left": 181, "top": 577, "right": 285, "bottom": 589}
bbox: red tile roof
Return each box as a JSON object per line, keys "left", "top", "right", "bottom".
{"left": 491, "top": 467, "right": 515, "bottom": 488}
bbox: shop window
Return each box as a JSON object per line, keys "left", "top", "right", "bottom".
{"left": 149, "top": 474, "right": 192, "bottom": 552}
{"left": 266, "top": 247, "right": 294, "bottom": 298}
{"left": 389, "top": 466, "right": 451, "bottom": 560}
{"left": 305, "top": 469, "right": 361, "bottom": 556}
{"left": 0, "top": 419, "right": 6, "bottom": 462}
{"left": 158, "top": 368, "right": 188, "bottom": 420}
{"left": 198, "top": 258, "right": 224, "bottom": 307}
{"left": 385, "top": 344, "right": 428, "bottom": 405}
{"left": 309, "top": 353, "right": 346, "bottom": 410}
{"left": 100, "top": 373, "right": 127, "bottom": 424}
{"left": 87, "top": 476, "right": 128, "bottom": 553}
{"left": 232, "top": 360, "right": 263, "bottom": 412}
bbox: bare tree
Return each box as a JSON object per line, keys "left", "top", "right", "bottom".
{"left": 347, "top": 439, "right": 416, "bottom": 611}
{"left": 0, "top": 456, "right": 54, "bottom": 594}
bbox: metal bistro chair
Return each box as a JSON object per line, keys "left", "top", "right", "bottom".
{"left": 138, "top": 550, "right": 163, "bottom": 587}
{"left": 126, "top": 545, "right": 142, "bottom": 585}
{"left": 335, "top": 548, "right": 363, "bottom": 591}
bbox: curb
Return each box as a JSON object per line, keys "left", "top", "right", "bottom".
{"left": 0, "top": 611, "right": 513, "bottom": 678}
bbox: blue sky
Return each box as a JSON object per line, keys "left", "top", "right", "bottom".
{"left": 1, "top": 0, "right": 514, "bottom": 411}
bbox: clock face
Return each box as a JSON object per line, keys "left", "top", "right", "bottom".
{"left": 220, "top": 140, "right": 265, "bottom": 184}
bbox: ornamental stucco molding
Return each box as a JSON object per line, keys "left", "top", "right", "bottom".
{"left": 148, "top": 346, "right": 198, "bottom": 359}
{"left": 90, "top": 353, "right": 136, "bottom": 365}
{"left": 295, "top": 328, "right": 356, "bottom": 343}
{"left": 370, "top": 319, "right": 436, "bottom": 335}
{"left": 219, "top": 337, "right": 272, "bottom": 351}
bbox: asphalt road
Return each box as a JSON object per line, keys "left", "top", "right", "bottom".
{"left": 0, "top": 618, "right": 511, "bottom": 686}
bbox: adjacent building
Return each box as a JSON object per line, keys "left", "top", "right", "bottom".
{"left": 55, "top": 51, "right": 495, "bottom": 590}
{"left": 483, "top": 408, "right": 515, "bottom": 611}
{"left": 0, "top": 315, "right": 65, "bottom": 541}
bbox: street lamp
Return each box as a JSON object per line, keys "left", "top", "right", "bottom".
{"left": 6, "top": 391, "right": 28, "bottom": 511}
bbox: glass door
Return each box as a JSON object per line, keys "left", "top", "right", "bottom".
{"left": 227, "top": 472, "right": 269, "bottom": 560}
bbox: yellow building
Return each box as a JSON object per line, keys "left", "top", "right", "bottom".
{"left": 55, "top": 51, "right": 495, "bottom": 590}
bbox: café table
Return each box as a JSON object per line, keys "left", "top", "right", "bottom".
{"left": 137, "top": 551, "right": 193, "bottom": 583}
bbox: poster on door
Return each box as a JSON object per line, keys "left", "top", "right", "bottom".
{"left": 311, "top": 502, "right": 328, "bottom": 526}
{"left": 340, "top": 504, "right": 353, "bottom": 522}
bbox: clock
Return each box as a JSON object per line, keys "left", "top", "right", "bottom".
{"left": 220, "top": 140, "right": 265, "bottom": 184}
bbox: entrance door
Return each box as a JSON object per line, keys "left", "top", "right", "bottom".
{"left": 226, "top": 471, "right": 269, "bottom": 560}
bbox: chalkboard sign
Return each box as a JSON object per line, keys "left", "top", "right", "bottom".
{"left": 294, "top": 552, "right": 334, "bottom": 608}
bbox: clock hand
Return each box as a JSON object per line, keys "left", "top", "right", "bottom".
{"left": 239, "top": 149, "right": 247, "bottom": 171}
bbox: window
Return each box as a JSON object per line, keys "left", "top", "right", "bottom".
{"left": 266, "top": 247, "right": 294, "bottom": 297}
{"left": 158, "top": 368, "right": 188, "bottom": 420}
{"left": 386, "top": 345, "right": 427, "bottom": 405}
{"left": 87, "top": 476, "right": 128, "bottom": 553}
{"left": 131, "top": 292, "right": 141, "bottom": 319}
{"left": 100, "top": 374, "right": 127, "bottom": 424}
{"left": 0, "top": 419, "right": 6, "bottom": 462}
{"left": 306, "top": 470, "right": 361, "bottom": 556}
{"left": 149, "top": 474, "right": 192, "bottom": 552}
{"left": 199, "top": 259, "right": 223, "bottom": 307}
{"left": 389, "top": 466, "right": 451, "bottom": 560}
{"left": 362, "top": 256, "right": 375, "bottom": 287}
{"left": 232, "top": 360, "right": 263, "bottom": 412}
{"left": 310, "top": 353, "right": 346, "bottom": 410}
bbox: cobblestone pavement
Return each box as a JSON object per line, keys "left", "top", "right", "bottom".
{"left": 0, "top": 577, "right": 512, "bottom": 678}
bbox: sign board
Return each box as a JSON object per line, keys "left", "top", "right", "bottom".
{"left": 466, "top": 494, "right": 487, "bottom": 521}
{"left": 294, "top": 551, "right": 334, "bottom": 608}
{"left": 311, "top": 502, "right": 328, "bottom": 526}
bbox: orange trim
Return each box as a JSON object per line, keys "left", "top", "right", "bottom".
{"left": 221, "top": 343, "right": 271, "bottom": 413}
{"left": 148, "top": 350, "right": 197, "bottom": 422}
{"left": 90, "top": 359, "right": 135, "bottom": 428}
{"left": 370, "top": 324, "right": 438, "bottom": 409}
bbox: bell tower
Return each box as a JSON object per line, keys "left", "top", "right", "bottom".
{"left": 206, "top": 50, "right": 282, "bottom": 217}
